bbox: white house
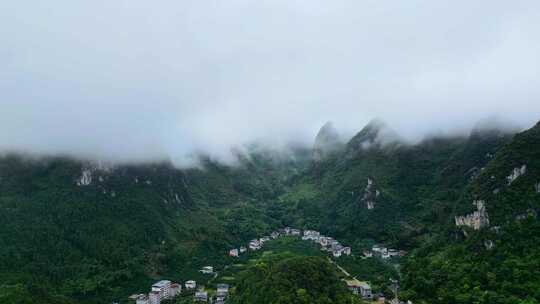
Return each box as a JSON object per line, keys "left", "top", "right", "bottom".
{"left": 185, "top": 280, "right": 197, "bottom": 290}
{"left": 148, "top": 291, "right": 161, "bottom": 304}
{"left": 194, "top": 291, "right": 208, "bottom": 302}
{"left": 319, "top": 237, "right": 329, "bottom": 246}
{"left": 229, "top": 248, "right": 239, "bottom": 257}
{"left": 358, "top": 281, "right": 373, "bottom": 299}
{"left": 343, "top": 247, "right": 352, "bottom": 255}
{"left": 217, "top": 283, "right": 229, "bottom": 300}
{"left": 151, "top": 280, "right": 171, "bottom": 300}
{"left": 372, "top": 245, "right": 383, "bottom": 253}
{"left": 345, "top": 279, "right": 372, "bottom": 299}
{"left": 303, "top": 230, "right": 320, "bottom": 239}
{"left": 135, "top": 295, "right": 149, "bottom": 304}
{"left": 217, "top": 283, "right": 229, "bottom": 294}
{"left": 328, "top": 239, "right": 339, "bottom": 247}
{"left": 169, "top": 283, "right": 181, "bottom": 297}
{"left": 249, "top": 239, "right": 261, "bottom": 250}
{"left": 290, "top": 228, "right": 301, "bottom": 236}
{"left": 200, "top": 266, "right": 213, "bottom": 274}
{"left": 239, "top": 246, "right": 247, "bottom": 253}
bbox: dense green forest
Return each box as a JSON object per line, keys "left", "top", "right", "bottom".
{"left": 0, "top": 151, "right": 306, "bottom": 303}
{"left": 0, "top": 119, "right": 539, "bottom": 303}
{"left": 231, "top": 254, "right": 362, "bottom": 304}
{"left": 400, "top": 121, "right": 540, "bottom": 304}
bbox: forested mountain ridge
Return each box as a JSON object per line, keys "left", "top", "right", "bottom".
{"left": 282, "top": 120, "right": 516, "bottom": 249}
{"left": 0, "top": 119, "right": 539, "bottom": 304}
{"left": 0, "top": 149, "right": 307, "bottom": 303}
{"left": 401, "top": 121, "right": 540, "bottom": 304}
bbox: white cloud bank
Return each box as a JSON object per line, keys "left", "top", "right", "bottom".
{"left": 1, "top": 0, "right": 539, "bottom": 165}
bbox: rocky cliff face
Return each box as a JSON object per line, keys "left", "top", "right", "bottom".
{"left": 506, "top": 165, "right": 527, "bottom": 185}
{"left": 455, "top": 200, "right": 490, "bottom": 230}
{"left": 361, "top": 177, "right": 379, "bottom": 210}
{"left": 76, "top": 168, "right": 93, "bottom": 186}
{"left": 75, "top": 161, "right": 115, "bottom": 186}
{"left": 313, "top": 122, "right": 343, "bottom": 162}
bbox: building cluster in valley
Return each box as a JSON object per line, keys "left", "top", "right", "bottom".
{"left": 229, "top": 227, "right": 352, "bottom": 258}
{"left": 129, "top": 228, "right": 405, "bottom": 304}
{"left": 362, "top": 244, "right": 406, "bottom": 260}
{"left": 128, "top": 278, "right": 229, "bottom": 304}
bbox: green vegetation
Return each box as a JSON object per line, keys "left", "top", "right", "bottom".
{"left": 338, "top": 256, "right": 397, "bottom": 297}
{"left": 231, "top": 253, "right": 362, "bottom": 304}
{"left": 1, "top": 120, "right": 539, "bottom": 303}
{"left": 400, "top": 121, "right": 540, "bottom": 304}
{"left": 0, "top": 154, "right": 297, "bottom": 303}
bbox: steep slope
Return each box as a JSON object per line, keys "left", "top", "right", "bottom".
{"left": 400, "top": 121, "right": 540, "bottom": 304}
{"left": 313, "top": 121, "right": 344, "bottom": 162}
{"left": 284, "top": 120, "right": 514, "bottom": 249}
{"left": 0, "top": 150, "right": 305, "bottom": 304}
{"left": 0, "top": 119, "right": 537, "bottom": 304}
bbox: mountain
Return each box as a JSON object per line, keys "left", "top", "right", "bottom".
{"left": 400, "top": 121, "right": 540, "bottom": 304}
{"left": 345, "top": 119, "right": 401, "bottom": 156}
{"left": 283, "top": 119, "right": 515, "bottom": 249}
{"left": 0, "top": 152, "right": 305, "bottom": 304}
{"left": 312, "top": 122, "right": 344, "bottom": 162}
{"left": 0, "top": 118, "right": 538, "bottom": 304}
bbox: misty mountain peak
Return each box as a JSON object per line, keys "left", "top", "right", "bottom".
{"left": 346, "top": 118, "right": 400, "bottom": 153}
{"left": 313, "top": 121, "right": 343, "bottom": 162}
{"left": 470, "top": 117, "right": 521, "bottom": 138}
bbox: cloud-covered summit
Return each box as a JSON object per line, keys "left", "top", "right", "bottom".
{"left": 1, "top": 1, "right": 539, "bottom": 166}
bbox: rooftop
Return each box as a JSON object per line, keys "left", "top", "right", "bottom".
{"left": 152, "top": 280, "right": 171, "bottom": 288}
{"left": 345, "top": 279, "right": 371, "bottom": 289}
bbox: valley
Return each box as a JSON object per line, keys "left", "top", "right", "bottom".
{"left": 0, "top": 119, "right": 539, "bottom": 304}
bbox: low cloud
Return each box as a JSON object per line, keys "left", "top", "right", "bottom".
{"left": 1, "top": 1, "right": 539, "bottom": 166}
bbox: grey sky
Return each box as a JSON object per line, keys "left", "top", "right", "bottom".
{"left": 1, "top": 1, "right": 539, "bottom": 165}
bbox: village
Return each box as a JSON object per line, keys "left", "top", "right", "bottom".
{"left": 128, "top": 227, "right": 407, "bottom": 304}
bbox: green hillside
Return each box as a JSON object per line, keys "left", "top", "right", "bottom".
{"left": 400, "top": 121, "right": 540, "bottom": 304}
{"left": 0, "top": 119, "right": 539, "bottom": 303}
{"left": 282, "top": 120, "right": 514, "bottom": 249}
{"left": 0, "top": 151, "right": 303, "bottom": 303}
{"left": 231, "top": 254, "right": 362, "bottom": 304}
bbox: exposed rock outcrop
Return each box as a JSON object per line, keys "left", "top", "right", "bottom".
{"left": 507, "top": 165, "right": 526, "bottom": 185}
{"left": 455, "top": 200, "right": 490, "bottom": 230}
{"left": 75, "top": 161, "right": 115, "bottom": 186}
{"left": 361, "top": 177, "right": 379, "bottom": 210}
{"left": 76, "top": 169, "right": 93, "bottom": 186}
{"left": 484, "top": 240, "right": 494, "bottom": 250}
{"left": 366, "top": 201, "right": 375, "bottom": 210}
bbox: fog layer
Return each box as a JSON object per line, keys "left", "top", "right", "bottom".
{"left": 1, "top": 1, "right": 539, "bottom": 165}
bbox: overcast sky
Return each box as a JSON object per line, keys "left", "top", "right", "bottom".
{"left": 1, "top": 1, "right": 539, "bottom": 165}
